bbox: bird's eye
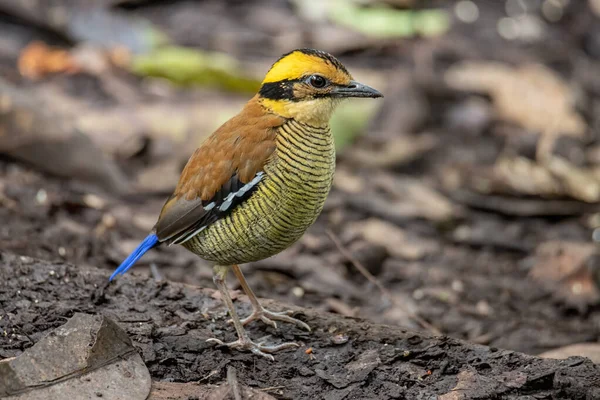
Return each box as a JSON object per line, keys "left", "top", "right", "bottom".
{"left": 308, "top": 75, "right": 328, "bottom": 89}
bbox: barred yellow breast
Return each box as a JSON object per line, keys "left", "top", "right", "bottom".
{"left": 109, "top": 48, "right": 382, "bottom": 358}
{"left": 183, "top": 119, "right": 335, "bottom": 264}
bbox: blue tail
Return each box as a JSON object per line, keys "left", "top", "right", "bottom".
{"left": 110, "top": 234, "right": 159, "bottom": 281}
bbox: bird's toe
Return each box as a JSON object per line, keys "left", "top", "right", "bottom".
{"left": 207, "top": 335, "right": 299, "bottom": 360}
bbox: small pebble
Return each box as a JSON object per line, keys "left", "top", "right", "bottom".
{"left": 476, "top": 300, "right": 492, "bottom": 316}
{"left": 331, "top": 333, "right": 349, "bottom": 345}
{"left": 35, "top": 189, "right": 47, "bottom": 204}
{"left": 292, "top": 286, "right": 305, "bottom": 298}
{"left": 413, "top": 289, "right": 425, "bottom": 300}
{"left": 451, "top": 280, "right": 464, "bottom": 292}
{"left": 83, "top": 193, "right": 106, "bottom": 209}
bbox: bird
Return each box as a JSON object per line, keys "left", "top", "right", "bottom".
{"left": 109, "top": 48, "right": 383, "bottom": 359}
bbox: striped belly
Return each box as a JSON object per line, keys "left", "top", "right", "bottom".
{"left": 183, "top": 120, "right": 335, "bottom": 265}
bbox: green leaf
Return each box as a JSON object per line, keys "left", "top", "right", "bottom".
{"left": 331, "top": 99, "right": 381, "bottom": 154}
{"left": 327, "top": 0, "right": 450, "bottom": 38}
{"left": 130, "top": 46, "right": 261, "bottom": 93}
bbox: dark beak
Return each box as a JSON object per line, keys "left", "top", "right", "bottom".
{"left": 332, "top": 80, "right": 383, "bottom": 98}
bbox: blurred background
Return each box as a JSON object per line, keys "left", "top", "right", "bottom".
{"left": 1, "top": 0, "right": 599, "bottom": 360}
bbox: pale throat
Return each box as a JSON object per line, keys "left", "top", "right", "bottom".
{"left": 261, "top": 98, "right": 342, "bottom": 127}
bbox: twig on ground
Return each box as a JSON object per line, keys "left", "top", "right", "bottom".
{"left": 227, "top": 366, "right": 242, "bottom": 400}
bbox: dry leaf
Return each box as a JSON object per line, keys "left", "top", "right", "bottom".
{"left": 539, "top": 343, "right": 600, "bottom": 363}
{"left": 446, "top": 62, "right": 586, "bottom": 138}
{"left": 18, "top": 41, "right": 80, "bottom": 80}
{"left": 326, "top": 297, "right": 360, "bottom": 317}
{"left": 348, "top": 218, "right": 438, "bottom": 260}
{"left": 373, "top": 174, "right": 459, "bottom": 222}
{"left": 492, "top": 155, "right": 563, "bottom": 197}
{"left": 0, "top": 80, "right": 129, "bottom": 193}
{"left": 528, "top": 241, "right": 600, "bottom": 305}
{"left": 0, "top": 314, "right": 150, "bottom": 400}
{"left": 333, "top": 167, "right": 366, "bottom": 194}
{"left": 544, "top": 155, "right": 600, "bottom": 203}
{"left": 149, "top": 381, "right": 278, "bottom": 400}
{"left": 463, "top": 154, "right": 600, "bottom": 203}
{"left": 439, "top": 369, "right": 527, "bottom": 399}
{"left": 347, "top": 134, "right": 438, "bottom": 169}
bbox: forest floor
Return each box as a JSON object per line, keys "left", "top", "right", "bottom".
{"left": 1, "top": 0, "right": 600, "bottom": 399}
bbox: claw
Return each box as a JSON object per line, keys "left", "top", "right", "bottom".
{"left": 258, "top": 315, "right": 278, "bottom": 329}
{"left": 206, "top": 336, "right": 299, "bottom": 360}
{"left": 227, "top": 308, "right": 311, "bottom": 331}
{"left": 243, "top": 308, "right": 312, "bottom": 332}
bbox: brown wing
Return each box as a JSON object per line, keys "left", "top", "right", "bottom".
{"left": 153, "top": 96, "right": 285, "bottom": 244}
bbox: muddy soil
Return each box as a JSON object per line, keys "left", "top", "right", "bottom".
{"left": 3, "top": 253, "right": 600, "bottom": 399}
{"left": 1, "top": 0, "right": 600, "bottom": 398}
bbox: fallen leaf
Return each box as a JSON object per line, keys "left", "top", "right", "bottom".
{"left": 149, "top": 380, "right": 278, "bottom": 400}
{"left": 0, "top": 80, "right": 129, "bottom": 194}
{"left": 492, "top": 155, "right": 563, "bottom": 197}
{"left": 333, "top": 167, "right": 366, "bottom": 194}
{"left": 373, "top": 174, "right": 460, "bottom": 222}
{"left": 381, "top": 293, "right": 420, "bottom": 328}
{"left": 18, "top": 41, "right": 80, "bottom": 80}
{"left": 528, "top": 241, "right": 600, "bottom": 306}
{"left": 459, "top": 154, "right": 600, "bottom": 203}
{"left": 445, "top": 62, "right": 586, "bottom": 138}
{"left": 348, "top": 218, "right": 438, "bottom": 260}
{"left": 439, "top": 369, "right": 527, "bottom": 399}
{"left": 0, "top": 313, "right": 150, "bottom": 400}
{"left": 347, "top": 134, "right": 438, "bottom": 169}
{"left": 544, "top": 155, "right": 600, "bottom": 203}
{"left": 539, "top": 343, "right": 600, "bottom": 363}
{"left": 326, "top": 297, "right": 360, "bottom": 317}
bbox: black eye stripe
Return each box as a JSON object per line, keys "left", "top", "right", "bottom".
{"left": 259, "top": 77, "right": 335, "bottom": 100}
{"left": 259, "top": 80, "right": 296, "bottom": 100}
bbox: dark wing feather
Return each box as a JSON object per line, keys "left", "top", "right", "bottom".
{"left": 155, "top": 172, "right": 263, "bottom": 245}
{"left": 152, "top": 96, "right": 284, "bottom": 245}
{"left": 153, "top": 195, "right": 218, "bottom": 244}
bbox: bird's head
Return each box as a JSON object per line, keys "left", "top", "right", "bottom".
{"left": 258, "top": 48, "right": 383, "bottom": 126}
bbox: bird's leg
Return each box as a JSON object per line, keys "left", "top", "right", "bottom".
{"left": 207, "top": 265, "right": 299, "bottom": 360}
{"left": 231, "top": 264, "right": 311, "bottom": 332}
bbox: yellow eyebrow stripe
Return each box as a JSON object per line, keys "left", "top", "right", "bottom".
{"left": 262, "top": 51, "right": 352, "bottom": 85}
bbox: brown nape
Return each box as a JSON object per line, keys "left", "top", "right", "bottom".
{"left": 173, "top": 96, "right": 284, "bottom": 202}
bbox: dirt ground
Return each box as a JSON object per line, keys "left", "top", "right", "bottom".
{"left": 4, "top": 254, "right": 600, "bottom": 399}
{"left": 1, "top": 0, "right": 600, "bottom": 398}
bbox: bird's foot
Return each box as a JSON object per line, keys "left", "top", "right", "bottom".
{"left": 206, "top": 336, "right": 299, "bottom": 360}
{"left": 237, "top": 307, "right": 311, "bottom": 331}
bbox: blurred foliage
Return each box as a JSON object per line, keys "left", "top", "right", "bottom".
{"left": 445, "top": 62, "right": 585, "bottom": 138}
{"left": 331, "top": 1, "right": 450, "bottom": 38}
{"left": 130, "top": 46, "right": 261, "bottom": 93}
{"left": 331, "top": 99, "right": 381, "bottom": 153}
{"left": 67, "top": 7, "right": 169, "bottom": 53}
{"left": 296, "top": 0, "right": 450, "bottom": 38}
